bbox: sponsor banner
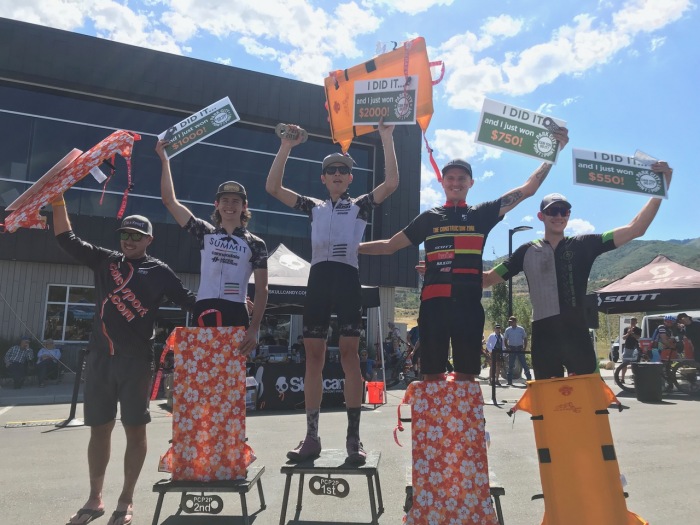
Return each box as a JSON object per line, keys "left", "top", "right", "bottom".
{"left": 254, "top": 362, "right": 345, "bottom": 410}
{"left": 597, "top": 292, "right": 662, "bottom": 307}
{"left": 572, "top": 148, "right": 668, "bottom": 198}
{"left": 353, "top": 75, "right": 418, "bottom": 126}
{"left": 475, "top": 98, "right": 566, "bottom": 164}
{"left": 158, "top": 97, "right": 239, "bottom": 159}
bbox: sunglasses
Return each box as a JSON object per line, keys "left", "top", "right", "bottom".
{"left": 324, "top": 166, "right": 351, "bottom": 175}
{"left": 120, "top": 231, "right": 145, "bottom": 242}
{"left": 543, "top": 207, "right": 571, "bottom": 217}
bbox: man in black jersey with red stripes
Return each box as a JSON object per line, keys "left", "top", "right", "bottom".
{"left": 360, "top": 125, "right": 568, "bottom": 383}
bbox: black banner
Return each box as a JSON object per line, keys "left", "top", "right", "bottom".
{"left": 252, "top": 362, "right": 346, "bottom": 410}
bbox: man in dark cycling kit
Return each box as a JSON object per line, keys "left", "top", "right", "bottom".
{"left": 157, "top": 140, "right": 268, "bottom": 355}
{"left": 360, "top": 125, "right": 569, "bottom": 384}
{"left": 52, "top": 199, "right": 195, "bottom": 525}
{"left": 484, "top": 160, "right": 673, "bottom": 378}
{"left": 266, "top": 122, "right": 398, "bottom": 464}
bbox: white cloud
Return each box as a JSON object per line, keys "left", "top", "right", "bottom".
{"left": 365, "top": 0, "right": 455, "bottom": 15}
{"left": 650, "top": 36, "right": 666, "bottom": 51}
{"left": 215, "top": 57, "right": 232, "bottom": 66}
{"left": 522, "top": 215, "right": 534, "bottom": 223}
{"left": 477, "top": 170, "right": 495, "bottom": 182}
{"left": 161, "top": 0, "right": 382, "bottom": 83}
{"left": 566, "top": 218, "right": 595, "bottom": 235}
{"left": 420, "top": 163, "right": 443, "bottom": 210}
{"left": 437, "top": 0, "right": 693, "bottom": 111}
{"left": 432, "top": 129, "right": 503, "bottom": 163}
{"left": 0, "top": 0, "right": 85, "bottom": 30}
{"left": 238, "top": 37, "right": 279, "bottom": 60}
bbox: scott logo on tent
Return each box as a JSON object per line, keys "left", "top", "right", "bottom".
{"left": 598, "top": 293, "right": 661, "bottom": 306}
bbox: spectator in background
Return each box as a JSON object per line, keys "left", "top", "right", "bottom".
{"left": 359, "top": 350, "right": 375, "bottom": 382}
{"left": 4, "top": 337, "right": 34, "bottom": 389}
{"left": 504, "top": 316, "right": 532, "bottom": 385}
{"left": 36, "top": 338, "right": 62, "bottom": 387}
{"left": 677, "top": 313, "right": 699, "bottom": 360}
{"left": 485, "top": 325, "right": 504, "bottom": 387}
{"left": 291, "top": 335, "right": 306, "bottom": 362}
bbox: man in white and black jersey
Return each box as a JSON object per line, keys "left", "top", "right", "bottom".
{"left": 52, "top": 200, "right": 195, "bottom": 525}
{"left": 157, "top": 140, "right": 268, "bottom": 355}
{"left": 266, "top": 122, "right": 398, "bottom": 464}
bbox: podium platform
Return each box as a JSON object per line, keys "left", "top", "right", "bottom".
{"left": 151, "top": 465, "right": 266, "bottom": 525}
{"left": 279, "top": 449, "right": 383, "bottom": 525}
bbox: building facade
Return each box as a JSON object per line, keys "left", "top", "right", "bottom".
{"left": 0, "top": 18, "right": 421, "bottom": 350}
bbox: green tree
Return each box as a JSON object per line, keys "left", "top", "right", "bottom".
{"left": 486, "top": 282, "right": 508, "bottom": 331}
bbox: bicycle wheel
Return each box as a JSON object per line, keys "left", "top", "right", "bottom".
{"left": 614, "top": 363, "right": 635, "bottom": 393}
{"left": 671, "top": 361, "right": 700, "bottom": 394}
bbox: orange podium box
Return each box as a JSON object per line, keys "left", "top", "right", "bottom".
{"left": 510, "top": 374, "right": 647, "bottom": 525}
{"left": 401, "top": 379, "right": 499, "bottom": 525}
{"left": 163, "top": 327, "right": 256, "bottom": 481}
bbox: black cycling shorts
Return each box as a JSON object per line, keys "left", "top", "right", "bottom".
{"left": 303, "top": 261, "right": 362, "bottom": 339}
{"left": 84, "top": 350, "right": 153, "bottom": 427}
{"left": 193, "top": 298, "right": 249, "bottom": 328}
{"left": 531, "top": 311, "right": 596, "bottom": 379}
{"left": 418, "top": 291, "right": 484, "bottom": 375}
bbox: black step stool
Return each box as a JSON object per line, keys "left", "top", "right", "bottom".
{"left": 151, "top": 465, "right": 266, "bottom": 525}
{"left": 279, "top": 449, "right": 383, "bottom": 525}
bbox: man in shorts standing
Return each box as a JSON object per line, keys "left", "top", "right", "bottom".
{"left": 619, "top": 317, "right": 642, "bottom": 383}
{"left": 483, "top": 160, "right": 672, "bottom": 378}
{"left": 359, "top": 125, "right": 568, "bottom": 382}
{"left": 266, "top": 122, "right": 398, "bottom": 464}
{"left": 52, "top": 198, "right": 195, "bottom": 525}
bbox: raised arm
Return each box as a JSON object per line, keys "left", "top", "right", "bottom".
{"left": 266, "top": 125, "right": 304, "bottom": 208}
{"left": 498, "top": 127, "right": 569, "bottom": 217}
{"left": 612, "top": 162, "right": 672, "bottom": 247}
{"left": 156, "top": 139, "right": 194, "bottom": 227}
{"left": 359, "top": 231, "right": 412, "bottom": 256}
{"left": 51, "top": 196, "right": 71, "bottom": 235}
{"left": 370, "top": 121, "right": 399, "bottom": 204}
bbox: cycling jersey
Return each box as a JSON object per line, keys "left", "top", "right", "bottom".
{"left": 403, "top": 199, "right": 503, "bottom": 299}
{"left": 494, "top": 233, "right": 616, "bottom": 321}
{"left": 493, "top": 232, "right": 617, "bottom": 378}
{"left": 56, "top": 231, "right": 195, "bottom": 357}
{"left": 185, "top": 217, "right": 268, "bottom": 304}
{"left": 402, "top": 199, "right": 502, "bottom": 375}
{"left": 294, "top": 192, "right": 377, "bottom": 268}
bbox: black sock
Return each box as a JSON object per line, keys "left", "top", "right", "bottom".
{"left": 346, "top": 407, "right": 361, "bottom": 440}
{"left": 306, "top": 409, "right": 320, "bottom": 440}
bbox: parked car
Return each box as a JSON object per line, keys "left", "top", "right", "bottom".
{"left": 609, "top": 337, "right": 620, "bottom": 362}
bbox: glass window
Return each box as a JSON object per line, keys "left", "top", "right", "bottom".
{"left": 0, "top": 112, "right": 31, "bottom": 181}
{"left": 259, "top": 314, "right": 291, "bottom": 349}
{"left": 0, "top": 84, "right": 378, "bottom": 242}
{"left": 43, "top": 284, "right": 95, "bottom": 342}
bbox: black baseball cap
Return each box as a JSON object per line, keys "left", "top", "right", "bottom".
{"left": 441, "top": 159, "right": 473, "bottom": 177}
{"left": 540, "top": 193, "right": 571, "bottom": 211}
{"left": 495, "top": 324, "right": 501, "bottom": 329}
{"left": 118, "top": 215, "right": 153, "bottom": 236}
{"left": 216, "top": 181, "right": 247, "bottom": 201}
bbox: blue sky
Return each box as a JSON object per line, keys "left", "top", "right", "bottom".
{"left": 2, "top": 0, "right": 696, "bottom": 257}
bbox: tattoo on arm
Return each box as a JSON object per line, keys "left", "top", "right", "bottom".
{"left": 501, "top": 190, "right": 523, "bottom": 209}
{"left": 534, "top": 163, "right": 552, "bottom": 183}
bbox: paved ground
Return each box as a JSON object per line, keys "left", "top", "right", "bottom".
{"left": 1, "top": 366, "right": 698, "bottom": 524}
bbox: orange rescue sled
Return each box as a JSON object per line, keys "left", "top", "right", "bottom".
{"left": 324, "top": 37, "right": 442, "bottom": 154}
{"left": 510, "top": 374, "right": 647, "bottom": 525}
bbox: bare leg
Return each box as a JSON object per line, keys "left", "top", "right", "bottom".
{"left": 303, "top": 339, "right": 326, "bottom": 410}
{"left": 338, "top": 336, "right": 362, "bottom": 408}
{"left": 68, "top": 421, "right": 114, "bottom": 524}
{"left": 107, "top": 424, "right": 147, "bottom": 524}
